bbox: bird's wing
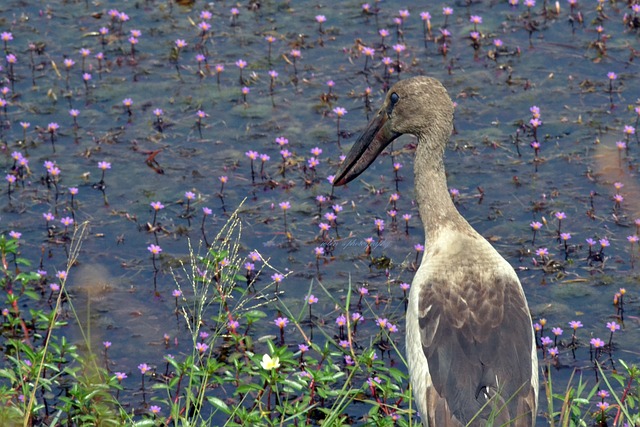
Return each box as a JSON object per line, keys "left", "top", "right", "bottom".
{"left": 418, "top": 267, "right": 536, "bottom": 425}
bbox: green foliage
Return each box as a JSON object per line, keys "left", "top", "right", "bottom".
{"left": 3, "top": 212, "right": 640, "bottom": 427}
{"left": 543, "top": 358, "right": 640, "bottom": 427}
{"left": 150, "top": 206, "right": 415, "bottom": 425}
{"left": 0, "top": 224, "right": 127, "bottom": 426}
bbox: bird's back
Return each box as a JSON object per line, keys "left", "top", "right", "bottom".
{"left": 407, "top": 230, "right": 538, "bottom": 426}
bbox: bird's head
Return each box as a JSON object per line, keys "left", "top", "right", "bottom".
{"left": 333, "top": 76, "right": 454, "bottom": 186}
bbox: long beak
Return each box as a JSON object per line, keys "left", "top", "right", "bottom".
{"left": 333, "top": 110, "right": 400, "bottom": 186}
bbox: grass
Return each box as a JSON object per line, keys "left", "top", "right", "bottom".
{"left": 1, "top": 209, "right": 639, "bottom": 427}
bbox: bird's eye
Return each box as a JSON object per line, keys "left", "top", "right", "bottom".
{"left": 387, "top": 92, "right": 399, "bottom": 115}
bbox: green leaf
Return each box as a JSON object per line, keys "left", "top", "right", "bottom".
{"left": 282, "top": 378, "right": 305, "bottom": 391}
{"left": 15, "top": 257, "right": 33, "bottom": 267}
{"left": 207, "top": 396, "right": 231, "bottom": 413}
{"left": 388, "top": 367, "right": 406, "bottom": 383}
{"left": 236, "top": 383, "right": 262, "bottom": 394}
{"left": 368, "top": 403, "right": 380, "bottom": 416}
{"left": 23, "top": 290, "right": 40, "bottom": 301}
{"left": 16, "top": 271, "right": 39, "bottom": 282}
{"left": 244, "top": 310, "right": 267, "bottom": 323}
{"left": 330, "top": 371, "right": 346, "bottom": 381}
{"left": 627, "top": 398, "right": 635, "bottom": 410}
{"left": 611, "top": 373, "right": 626, "bottom": 387}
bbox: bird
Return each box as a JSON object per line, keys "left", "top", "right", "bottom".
{"left": 333, "top": 76, "right": 538, "bottom": 427}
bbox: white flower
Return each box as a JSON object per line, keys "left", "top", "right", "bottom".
{"left": 260, "top": 354, "right": 280, "bottom": 370}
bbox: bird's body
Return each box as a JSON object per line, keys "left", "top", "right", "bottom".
{"left": 333, "top": 76, "right": 538, "bottom": 426}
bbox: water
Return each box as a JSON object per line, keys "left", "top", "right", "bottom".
{"left": 1, "top": 0, "right": 640, "bottom": 424}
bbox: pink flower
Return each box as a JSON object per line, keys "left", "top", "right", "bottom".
{"left": 196, "top": 342, "right": 209, "bottom": 353}
{"left": 274, "top": 317, "right": 289, "bottom": 329}
{"left": 606, "top": 321, "right": 620, "bottom": 332}
{"left": 362, "top": 47, "right": 375, "bottom": 57}
{"left": 148, "top": 244, "right": 162, "bottom": 255}
{"left": 333, "top": 107, "right": 347, "bottom": 117}
{"left": 535, "top": 247, "right": 548, "bottom": 257}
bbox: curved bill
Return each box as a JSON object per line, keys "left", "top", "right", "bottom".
{"left": 332, "top": 111, "right": 401, "bottom": 186}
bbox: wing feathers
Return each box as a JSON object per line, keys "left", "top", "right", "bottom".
{"left": 418, "top": 270, "right": 536, "bottom": 426}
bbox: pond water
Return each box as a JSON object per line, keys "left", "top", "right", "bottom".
{"left": 1, "top": 0, "right": 640, "bottom": 425}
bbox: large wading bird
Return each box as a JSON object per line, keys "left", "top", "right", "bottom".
{"left": 333, "top": 76, "right": 538, "bottom": 427}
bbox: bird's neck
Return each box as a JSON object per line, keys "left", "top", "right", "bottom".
{"left": 414, "top": 136, "right": 471, "bottom": 243}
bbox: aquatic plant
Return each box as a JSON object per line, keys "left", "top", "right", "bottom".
{"left": 332, "top": 106, "right": 347, "bottom": 149}
{"left": 2, "top": 1, "right": 640, "bottom": 425}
